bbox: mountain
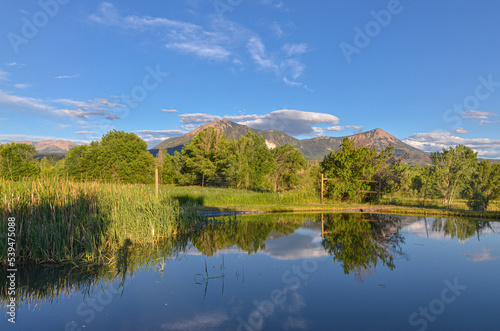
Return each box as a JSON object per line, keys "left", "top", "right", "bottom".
{"left": 296, "top": 128, "right": 432, "bottom": 165}
{"left": 151, "top": 120, "right": 432, "bottom": 166}
{"left": 152, "top": 120, "right": 300, "bottom": 154}
{"left": 14, "top": 140, "right": 78, "bottom": 154}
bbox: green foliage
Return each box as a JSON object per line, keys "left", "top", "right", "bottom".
{"left": 227, "top": 131, "right": 274, "bottom": 190}
{"left": 0, "top": 143, "right": 40, "bottom": 180}
{"left": 320, "top": 138, "right": 393, "bottom": 202}
{"left": 181, "top": 127, "right": 229, "bottom": 186}
{"left": 431, "top": 145, "right": 478, "bottom": 207}
{"left": 464, "top": 161, "right": 500, "bottom": 211}
{"left": 0, "top": 178, "right": 181, "bottom": 264}
{"left": 269, "top": 144, "right": 307, "bottom": 192}
{"left": 65, "top": 130, "right": 155, "bottom": 183}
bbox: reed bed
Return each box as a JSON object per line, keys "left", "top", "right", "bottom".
{"left": 1, "top": 178, "right": 181, "bottom": 264}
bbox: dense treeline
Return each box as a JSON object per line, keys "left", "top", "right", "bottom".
{"left": 1, "top": 128, "right": 499, "bottom": 210}
{"left": 156, "top": 127, "right": 308, "bottom": 192}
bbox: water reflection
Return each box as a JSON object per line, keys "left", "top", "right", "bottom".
{"left": 1, "top": 214, "right": 496, "bottom": 308}
{"left": 432, "top": 217, "right": 494, "bottom": 241}
{"left": 404, "top": 216, "right": 497, "bottom": 241}
{"left": 321, "top": 214, "right": 406, "bottom": 282}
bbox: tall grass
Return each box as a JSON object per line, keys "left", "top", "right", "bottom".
{"left": 1, "top": 178, "right": 181, "bottom": 264}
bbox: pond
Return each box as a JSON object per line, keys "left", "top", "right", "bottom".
{"left": 2, "top": 213, "right": 500, "bottom": 330}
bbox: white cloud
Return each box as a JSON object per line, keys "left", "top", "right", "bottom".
{"left": 0, "top": 70, "right": 9, "bottom": 81}
{"left": 453, "top": 127, "right": 468, "bottom": 134}
{"left": 75, "top": 131, "right": 97, "bottom": 135}
{"left": 6, "top": 62, "right": 24, "bottom": 67}
{"left": 175, "top": 110, "right": 340, "bottom": 136}
{"left": 462, "top": 110, "right": 498, "bottom": 119}
{"left": 134, "top": 129, "right": 188, "bottom": 147}
{"left": 326, "top": 125, "right": 363, "bottom": 132}
{"left": 134, "top": 129, "right": 187, "bottom": 139}
{"left": 161, "top": 108, "right": 179, "bottom": 113}
{"left": 270, "top": 21, "right": 285, "bottom": 39}
{"left": 224, "top": 114, "right": 261, "bottom": 122}
{"left": 54, "top": 74, "right": 81, "bottom": 79}
{"left": 236, "top": 109, "right": 340, "bottom": 136}
{"left": 14, "top": 83, "right": 30, "bottom": 89}
{"left": 179, "top": 113, "right": 222, "bottom": 124}
{"left": 0, "top": 89, "right": 53, "bottom": 112}
{"left": 247, "top": 36, "right": 279, "bottom": 72}
{"left": 90, "top": 2, "right": 232, "bottom": 61}
{"left": 404, "top": 130, "right": 500, "bottom": 158}
{"left": 480, "top": 119, "right": 500, "bottom": 125}
{"left": 93, "top": 98, "right": 125, "bottom": 108}
{"left": 247, "top": 36, "right": 309, "bottom": 88}
{"left": 0, "top": 90, "right": 124, "bottom": 126}
{"left": 166, "top": 42, "right": 230, "bottom": 60}
{"left": 90, "top": 3, "right": 309, "bottom": 87}
{"left": 282, "top": 43, "right": 308, "bottom": 56}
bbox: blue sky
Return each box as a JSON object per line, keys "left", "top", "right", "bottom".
{"left": 0, "top": 0, "right": 499, "bottom": 158}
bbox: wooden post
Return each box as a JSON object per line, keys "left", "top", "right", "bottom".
{"left": 321, "top": 173, "right": 324, "bottom": 204}
{"left": 155, "top": 168, "right": 159, "bottom": 198}
{"left": 378, "top": 179, "right": 381, "bottom": 203}
{"left": 321, "top": 213, "right": 324, "bottom": 238}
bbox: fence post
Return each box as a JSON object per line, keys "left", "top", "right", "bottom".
{"left": 321, "top": 173, "right": 324, "bottom": 204}
{"left": 378, "top": 179, "right": 381, "bottom": 203}
{"left": 155, "top": 168, "right": 159, "bottom": 198}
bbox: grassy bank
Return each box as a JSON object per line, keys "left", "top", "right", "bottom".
{"left": 156, "top": 185, "right": 500, "bottom": 219}
{"left": 1, "top": 179, "right": 187, "bottom": 264}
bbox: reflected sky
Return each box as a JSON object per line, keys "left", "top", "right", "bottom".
{"left": 2, "top": 214, "right": 500, "bottom": 331}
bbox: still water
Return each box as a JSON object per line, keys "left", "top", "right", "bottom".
{"left": 2, "top": 213, "right": 500, "bottom": 330}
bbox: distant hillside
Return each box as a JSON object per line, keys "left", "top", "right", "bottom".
{"left": 151, "top": 120, "right": 432, "bottom": 166}
{"left": 14, "top": 140, "right": 77, "bottom": 154}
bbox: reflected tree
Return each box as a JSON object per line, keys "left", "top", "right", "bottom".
{"left": 189, "top": 215, "right": 304, "bottom": 256}
{"left": 432, "top": 217, "right": 493, "bottom": 241}
{"left": 321, "top": 213, "right": 405, "bottom": 282}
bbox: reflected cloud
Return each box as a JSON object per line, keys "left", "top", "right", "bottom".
{"left": 261, "top": 229, "right": 328, "bottom": 260}
{"left": 282, "top": 316, "right": 309, "bottom": 330}
{"left": 280, "top": 291, "right": 306, "bottom": 313}
{"left": 465, "top": 247, "right": 500, "bottom": 262}
{"left": 162, "top": 311, "right": 228, "bottom": 330}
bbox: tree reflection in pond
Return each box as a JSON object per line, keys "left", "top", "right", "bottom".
{"left": 321, "top": 213, "right": 406, "bottom": 282}
{"left": 189, "top": 214, "right": 306, "bottom": 256}
{"left": 431, "top": 217, "right": 494, "bottom": 241}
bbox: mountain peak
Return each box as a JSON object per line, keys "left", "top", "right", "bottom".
{"left": 152, "top": 120, "right": 431, "bottom": 166}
